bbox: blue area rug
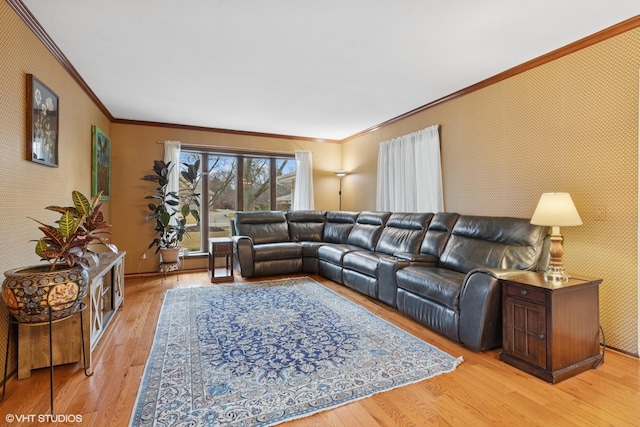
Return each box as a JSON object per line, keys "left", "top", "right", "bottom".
{"left": 130, "top": 277, "right": 462, "bottom": 426}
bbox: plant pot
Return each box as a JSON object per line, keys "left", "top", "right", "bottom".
{"left": 1, "top": 264, "right": 89, "bottom": 323}
{"left": 160, "top": 247, "right": 180, "bottom": 263}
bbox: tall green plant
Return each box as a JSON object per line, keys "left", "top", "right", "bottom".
{"left": 31, "top": 190, "right": 117, "bottom": 271}
{"left": 142, "top": 159, "right": 201, "bottom": 252}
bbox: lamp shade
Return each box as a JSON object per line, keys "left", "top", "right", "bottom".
{"left": 530, "top": 193, "right": 583, "bottom": 226}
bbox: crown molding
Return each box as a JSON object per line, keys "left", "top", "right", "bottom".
{"left": 9, "top": 0, "right": 338, "bottom": 143}
{"left": 10, "top": 1, "right": 640, "bottom": 144}
{"left": 341, "top": 15, "right": 640, "bottom": 142}
{"left": 112, "top": 118, "right": 340, "bottom": 144}
{"left": 8, "top": 0, "right": 115, "bottom": 121}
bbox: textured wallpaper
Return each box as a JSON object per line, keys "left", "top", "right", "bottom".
{"left": 0, "top": 2, "right": 111, "bottom": 374}
{"left": 343, "top": 28, "right": 640, "bottom": 355}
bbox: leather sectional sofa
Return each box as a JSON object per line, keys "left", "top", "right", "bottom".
{"left": 231, "top": 210, "right": 549, "bottom": 351}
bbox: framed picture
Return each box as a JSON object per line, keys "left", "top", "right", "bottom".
{"left": 27, "top": 74, "right": 59, "bottom": 167}
{"left": 92, "top": 126, "right": 111, "bottom": 200}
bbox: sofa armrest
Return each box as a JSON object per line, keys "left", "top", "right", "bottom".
{"left": 458, "top": 268, "right": 522, "bottom": 351}
{"left": 378, "top": 257, "right": 410, "bottom": 308}
{"left": 393, "top": 252, "right": 438, "bottom": 265}
{"left": 467, "top": 267, "right": 530, "bottom": 280}
{"left": 231, "top": 235, "right": 255, "bottom": 277}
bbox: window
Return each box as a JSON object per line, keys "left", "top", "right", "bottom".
{"left": 179, "top": 149, "right": 296, "bottom": 253}
{"left": 243, "top": 157, "right": 270, "bottom": 210}
{"left": 276, "top": 158, "right": 296, "bottom": 210}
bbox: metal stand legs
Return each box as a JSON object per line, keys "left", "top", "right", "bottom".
{"left": 2, "top": 303, "right": 91, "bottom": 415}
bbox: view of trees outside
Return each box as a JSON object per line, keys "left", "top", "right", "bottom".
{"left": 209, "top": 154, "right": 237, "bottom": 241}
{"left": 275, "top": 158, "right": 296, "bottom": 210}
{"left": 208, "top": 155, "right": 237, "bottom": 211}
{"left": 179, "top": 152, "right": 204, "bottom": 252}
{"left": 243, "top": 157, "right": 270, "bottom": 211}
{"left": 177, "top": 151, "right": 296, "bottom": 253}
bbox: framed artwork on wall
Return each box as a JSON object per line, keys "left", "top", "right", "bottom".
{"left": 27, "top": 74, "right": 59, "bottom": 167}
{"left": 92, "top": 126, "right": 111, "bottom": 201}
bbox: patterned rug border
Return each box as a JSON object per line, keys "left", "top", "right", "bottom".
{"left": 130, "top": 277, "right": 463, "bottom": 426}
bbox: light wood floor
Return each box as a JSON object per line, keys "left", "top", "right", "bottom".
{"left": 1, "top": 271, "right": 638, "bottom": 426}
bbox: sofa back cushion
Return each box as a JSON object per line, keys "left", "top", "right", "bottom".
{"left": 438, "top": 215, "right": 548, "bottom": 274}
{"left": 322, "top": 211, "right": 359, "bottom": 243}
{"left": 376, "top": 213, "right": 433, "bottom": 255}
{"left": 234, "top": 211, "right": 290, "bottom": 244}
{"left": 346, "top": 211, "right": 392, "bottom": 251}
{"left": 286, "top": 210, "right": 327, "bottom": 242}
{"left": 420, "top": 212, "right": 460, "bottom": 257}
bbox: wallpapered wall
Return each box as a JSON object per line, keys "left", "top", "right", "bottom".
{"left": 342, "top": 28, "right": 640, "bottom": 355}
{"left": 0, "top": 2, "right": 112, "bottom": 374}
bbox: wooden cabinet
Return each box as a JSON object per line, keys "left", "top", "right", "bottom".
{"left": 208, "top": 237, "right": 234, "bottom": 282}
{"left": 88, "top": 252, "right": 124, "bottom": 350}
{"left": 499, "top": 272, "right": 602, "bottom": 383}
{"left": 18, "top": 251, "right": 125, "bottom": 378}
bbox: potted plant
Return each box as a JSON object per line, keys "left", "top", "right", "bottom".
{"left": 142, "top": 159, "right": 201, "bottom": 263}
{"left": 1, "top": 191, "right": 117, "bottom": 323}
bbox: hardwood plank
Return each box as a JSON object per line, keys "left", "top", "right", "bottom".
{"left": 0, "top": 272, "right": 638, "bottom": 426}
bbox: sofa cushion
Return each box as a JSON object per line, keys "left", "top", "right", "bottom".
{"left": 346, "top": 211, "right": 391, "bottom": 251}
{"left": 342, "top": 251, "right": 389, "bottom": 276}
{"left": 438, "top": 216, "right": 547, "bottom": 274}
{"left": 299, "top": 241, "right": 325, "bottom": 257}
{"left": 322, "top": 211, "right": 359, "bottom": 243}
{"left": 396, "top": 266, "right": 466, "bottom": 311}
{"left": 317, "top": 243, "right": 363, "bottom": 264}
{"left": 420, "top": 212, "right": 460, "bottom": 257}
{"left": 286, "top": 210, "right": 327, "bottom": 242}
{"left": 254, "top": 242, "right": 302, "bottom": 261}
{"left": 375, "top": 212, "right": 432, "bottom": 255}
{"left": 235, "top": 211, "right": 290, "bottom": 244}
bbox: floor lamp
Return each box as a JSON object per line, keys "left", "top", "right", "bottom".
{"left": 334, "top": 170, "right": 348, "bottom": 210}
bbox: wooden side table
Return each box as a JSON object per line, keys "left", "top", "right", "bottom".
{"left": 499, "top": 272, "right": 602, "bottom": 383}
{"left": 209, "top": 237, "right": 234, "bottom": 282}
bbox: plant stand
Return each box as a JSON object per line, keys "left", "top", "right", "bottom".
{"left": 2, "top": 303, "right": 91, "bottom": 415}
{"left": 160, "top": 259, "right": 181, "bottom": 281}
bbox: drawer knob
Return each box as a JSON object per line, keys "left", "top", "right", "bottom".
{"left": 520, "top": 289, "right": 528, "bottom": 296}
{"left": 538, "top": 334, "right": 545, "bottom": 340}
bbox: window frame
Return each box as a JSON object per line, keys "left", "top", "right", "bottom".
{"left": 181, "top": 146, "right": 295, "bottom": 253}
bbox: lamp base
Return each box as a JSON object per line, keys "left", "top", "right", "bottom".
{"left": 543, "top": 265, "right": 570, "bottom": 283}
{"left": 543, "top": 229, "right": 570, "bottom": 283}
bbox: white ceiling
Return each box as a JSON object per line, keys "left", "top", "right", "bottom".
{"left": 21, "top": 1, "right": 640, "bottom": 140}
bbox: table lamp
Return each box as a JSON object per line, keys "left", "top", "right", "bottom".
{"left": 530, "top": 192, "right": 583, "bottom": 282}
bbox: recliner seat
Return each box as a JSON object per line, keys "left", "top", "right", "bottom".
{"left": 342, "top": 212, "right": 433, "bottom": 298}
{"left": 318, "top": 211, "right": 391, "bottom": 288}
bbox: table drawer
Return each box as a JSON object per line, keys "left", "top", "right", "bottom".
{"left": 505, "top": 284, "right": 546, "bottom": 304}
{"left": 213, "top": 242, "right": 232, "bottom": 253}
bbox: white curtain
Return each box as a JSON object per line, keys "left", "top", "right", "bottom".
{"left": 163, "top": 140, "right": 181, "bottom": 218}
{"left": 376, "top": 125, "right": 443, "bottom": 212}
{"left": 293, "top": 150, "right": 314, "bottom": 210}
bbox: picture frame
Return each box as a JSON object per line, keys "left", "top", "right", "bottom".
{"left": 27, "top": 74, "right": 59, "bottom": 167}
{"left": 92, "top": 126, "right": 111, "bottom": 201}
